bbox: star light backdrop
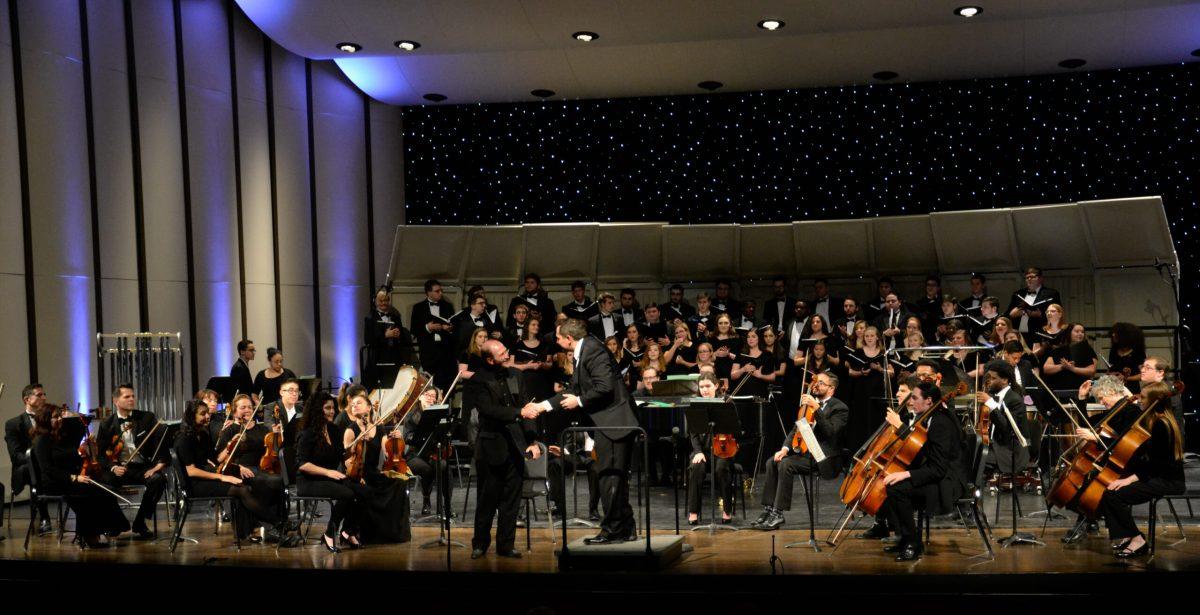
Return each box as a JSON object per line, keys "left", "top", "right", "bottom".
{"left": 402, "top": 62, "right": 1199, "bottom": 311}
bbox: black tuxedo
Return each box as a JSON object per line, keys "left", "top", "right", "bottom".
{"left": 264, "top": 401, "right": 304, "bottom": 481}
{"left": 5, "top": 411, "right": 36, "bottom": 495}
{"left": 463, "top": 365, "right": 537, "bottom": 553}
{"left": 364, "top": 307, "right": 411, "bottom": 389}
{"left": 864, "top": 297, "right": 889, "bottom": 322}
{"left": 1005, "top": 286, "right": 1062, "bottom": 332}
{"left": 761, "top": 397, "right": 849, "bottom": 511}
{"left": 508, "top": 291, "right": 556, "bottom": 324}
{"left": 613, "top": 307, "right": 644, "bottom": 329}
{"left": 229, "top": 358, "right": 254, "bottom": 399}
{"left": 834, "top": 315, "right": 860, "bottom": 339}
{"left": 762, "top": 296, "right": 796, "bottom": 332}
{"left": 810, "top": 295, "right": 844, "bottom": 327}
{"left": 662, "top": 302, "right": 695, "bottom": 322}
{"left": 883, "top": 408, "right": 965, "bottom": 540}
{"left": 562, "top": 298, "right": 598, "bottom": 321}
{"left": 588, "top": 311, "right": 622, "bottom": 340}
{"left": 97, "top": 409, "right": 169, "bottom": 528}
{"left": 874, "top": 309, "right": 911, "bottom": 349}
{"left": 639, "top": 320, "right": 670, "bottom": 344}
{"left": 987, "top": 386, "right": 1029, "bottom": 473}
{"left": 411, "top": 298, "right": 457, "bottom": 389}
{"left": 451, "top": 309, "right": 503, "bottom": 352}
{"left": 548, "top": 337, "right": 639, "bottom": 537}
{"left": 710, "top": 297, "right": 740, "bottom": 318}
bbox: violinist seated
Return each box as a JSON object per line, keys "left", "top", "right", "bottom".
{"left": 96, "top": 385, "right": 168, "bottom": 540}
{"left": 215, "top": 394, "right": 288, "bottom": 529}
{"left": 403, "top": 387, "right": 454, "bottom": 518}
{"left": 1075, "top": 381, "right": 1185, "bottom": 557}
{"left": 975, "top": 361, "right": 1030, "bottom": 476}
{"left": 686, "top": 374, "right": 737, "bottom": 525}
{"left": 876, "top": 381, "right": 965, "bottom": 561}
{"left": 31, "top": 404, "right": 129, "bottom": 547}
{"left": 295, "top": 390, "right": 368, "bottom": 554}
{"left": 174, "top": 400, "right": 293, "bottom": 545}
{"left": 262, "top": 379, "right": 304, "bottom": 482}
{"left": 751, "top": 371, "right": 847, "bottom": 531}
{"left": 342, "top": 390, "right": 411, "bottom": 544}
{"left": 7, "top": 383, "right": 50, "bottom": 533}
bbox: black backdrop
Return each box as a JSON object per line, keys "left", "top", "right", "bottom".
{"left": 402, "top": 62, "right": 1198, "bottom": 317}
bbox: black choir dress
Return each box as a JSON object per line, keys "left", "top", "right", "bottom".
{"left": 346, "top": 422, "right": 411, "bottom": 543}
{"left": 709, "top": 336, "right": 743, "bottom": 383}
{"left": 847, "top": 348, "right": 887, "bottom": 451}
{"left": 1108, "top": 348, "right": 1146, "bottom": 395}
{"left": 1044, "top": 343, "right": 1097, "bottom": 393}
{"left": 32, "top": 419, "right": 129, "bottom": 538}
{"left": 254, "top": 368, "right": 298, "bottom": 405}
{"left": 513, "top": 341, "right": 554, "bottom": 402}
{"left": 666, "top": 343, "right": 697, "bottom": 376}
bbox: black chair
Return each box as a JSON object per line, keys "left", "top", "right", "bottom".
{"left": 168, "top": 449, "right": 241, "bottom": 552}
{"left": 1148, "top": 495, "right": 1187, "bottom": 554}
{"left": 23, "top": 449, "right": 70, "bottom": 552}
{"left": 918, "top": 433, "right": 994, "bottom": 559}
{"left": 520, "top": 442, "right": 554, "bottom": 551}
{"left": 279, "top": 449, "right": 337, "bottom": 543}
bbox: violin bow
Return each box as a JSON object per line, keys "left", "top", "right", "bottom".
{"left": 218, "top": 393, "right": 263, "bottom": 473}
{"left": 120, "top": 419, "right": 163, "bottom": 467}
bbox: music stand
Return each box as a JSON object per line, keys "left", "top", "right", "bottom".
{"left": 417, "top": 405, "right": 467, "bottom": 561}
{"left": 685, "top": 400, "right": 741, "bottom": 534}
{"left": 412, "top": 405, "right": 449, "bottom": 524}
{"left": 995, "top": 400, "right": 1043, "bottom": 549}
{"left": 653, "top": 379, "right": 699, "bottom": 397}
{"left": 296, "top": 377, "right": 321, "bottom": 402}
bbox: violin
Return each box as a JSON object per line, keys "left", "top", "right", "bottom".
{"left": 381, "top": 425, "right": 410, "bottom": 476}
{"left": 259, "top": 405, "right": 283, "bottom": 474}
{"left": 217, "top": 395, "right": 262, "bottom": 474}
{"left": 789, "top": 396, "right": 819, "bottom": 454}
{"left": 104, "top": 420, "right": 131, "bottom": 464}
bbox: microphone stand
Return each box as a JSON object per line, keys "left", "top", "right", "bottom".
{"left": 995, "top": 398, "right": 1043, "bottom": 548}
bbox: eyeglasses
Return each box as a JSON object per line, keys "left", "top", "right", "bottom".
{"left": 281, "top": 388, "right": 299, "bottom": 394}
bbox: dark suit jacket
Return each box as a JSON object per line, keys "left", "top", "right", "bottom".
{"left": 613, "top": 307, "right": 644, "bottom": 328}
{"left": 562, "top": 298, "right": 598, "bottom": 321}
{"left": 587, "top": 312, "right": 623, "bottom": 340}
{"left": 410, "top": 298, "right": 456, "bottom": 351}
{"left": 662, "top": 302, "right": 695, "bottom": 322}
{"left": 762, "top": 296, "right": 796, "bottom": 332}
{"left": 1005, "top": 286, "right": 1062, "bottom": 332}
{"left": 987, "top": 386, "right": 1027, "bottom": 448}
{"left": 710, "top": 297, "right": 741, "bottom": 318}
{"left": 810, "top": 295, "right": 845, "bottom": 326}
{"left": 548, "top": 337, "right": 639, "bottom": 439}
{"left": 908, "top": 408, "right": 965, "bottom": 514}
{"left": 97, "top": 410, "right": 169, "bottom": 469}
{"left": 229, "top": 358, "right": 254, "bottom": 399}
{"left": 783, "top": 397, "right": 849, "bottom": 478}
{"left": 451, "top": 309, "right": 504, "bottom": 352}
{"left": 464, "top": 365, "right": 537, "bottom": 465}
{"left": 508, "top": 292, "right": 556, "bottom": 324}
{"left": 363, "top": 307, "right": 409, "bottom": 362}
{"left": 5, "top": 412, "right": 35, "bottom": 490}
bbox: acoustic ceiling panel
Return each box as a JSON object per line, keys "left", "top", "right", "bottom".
{"left": 739, "top": 224, "right": 796, "bottom": 279}
{"left": 795, "top": 219, "right": 870, "bottom": 276}
{"left": 869, "top": 215, "right": 938, "bottom": 275}
{"left": 929, "top": 209, "right": 1019, "bottom": 272}
{"left": 523, "top": 223, "right": 597, "bottom": 283}
{"left": 596, "top": 223, "right": 664, "bottom": 283}
{"left": 1011, "top": 202, "right": 1092, "bottom": 270}
{"left": 1080, "top": 197, "right": 1176, "bottom": 268}
{"left": 462, "top": 226, "right": 524, "bottom": 285}
{"left": 662, "top": 224, "right": 737, "bottom": 280}
{"left": 391, "top": 225, "right": 470, "bottom": 285}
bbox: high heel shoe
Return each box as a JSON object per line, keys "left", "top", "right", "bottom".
{"left": 322, "top": 533, "right": 340, "bottom": 554}
{"left": 341, "top": 531, "right": 362, "bottom": 550}
{"left": 1115, "top": 541, "right": 1149, "bottom": 558}
{"left": 1111, "top": 537, "right": 1133, "bottom": 551}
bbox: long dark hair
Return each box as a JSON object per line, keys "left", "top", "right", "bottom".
{"left": 300, "top": 391, "right": 332, "bottom": 450}
{"left": 1109, "top": 322, "right": 1146, "bottom": 355}
{"left": 181, "top": 399, "right": 209, "bottom": 437}
{"left": 31, "top": 405, "right": 61, "bottom": 441}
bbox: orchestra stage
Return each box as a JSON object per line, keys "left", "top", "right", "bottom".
{"left": 4, "top": 501, "right": 1200, "bottom": 610}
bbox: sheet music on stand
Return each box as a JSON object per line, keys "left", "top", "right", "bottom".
{"left": 795, "top": 419, "right": 825, "bottom": 463}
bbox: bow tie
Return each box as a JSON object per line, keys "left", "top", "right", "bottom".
{"left": 603, "top": 314, "right": 613, "bottom": 319}
{"left": 427, "top": 301, "right": 438, "bottom": 306}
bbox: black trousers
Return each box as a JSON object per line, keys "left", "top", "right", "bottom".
{"left": 298, "top": 477, "right": 367, "bottom": 538}
{"left": 1099, "top": 477, "right": 1185, "bottom": 540}
{"left": 548, "top": 454, "right": 599, "bottom": 514}
{"left": 408, "top": 456, "right": 452, "bottom": 502}
{"left": 472, "top": 459, "right": 521, "bottom": 552}
{"left": 101, "top": 462, "right": 166, "bottom": 526}
{"left": 760, "top": 453, "right": 818, "bottom": 511}
{"left": 882, "top": 480, "right": 926, "bottom": 540}
{"left": 594, "top": 431, "right": 636, "bottom": 537}
{"left": 191, "top": 479, "right": 281, "bottom": 540}
{"left": 53, "top": 484, "right": 129, "bottom": 537}
{"left": 687, "top": 455, "right": 734, "bottom": 515}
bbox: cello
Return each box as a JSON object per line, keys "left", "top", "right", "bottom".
{"left": 830, "top": 384, "right": 953, "bottom": 545}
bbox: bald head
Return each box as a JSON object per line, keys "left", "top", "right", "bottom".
{"left": 481, "top": 340, "right": 509, "bottom": 365}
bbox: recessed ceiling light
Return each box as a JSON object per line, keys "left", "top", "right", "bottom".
{"left": 1058, "top": 58, "right": 1086, "bottom": 69}
{"left": 572, "top": 31, "right": 599, "bottom": 42}
{"left": 394, "top": 40, "right": 421, "bottom": 52}
{"left": 757, "top": 19, "right": 784, "bottom": 31}
{"left": 530, "top": 89, "right": 555, "bottom": 98}
{"left": 336, "top": 42, "right": 362, "bottom": 53}
{"left": 954, "top": 6, "right": 982, "bottom": 17}
{"left": 697, "top": 81, "right": 723, "bottom": 91}
{"left": 423, "top": 93, "right": 447, "bottom": 102}
{"left": 873, "top": 71, "right": 898, "bottom": 81}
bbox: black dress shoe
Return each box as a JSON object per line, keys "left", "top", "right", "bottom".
{"left": 1115, "top": 541, "right": 1149, "bottom": 558}
{"left": 750, "top": 510, "right": 771, "bottom": 527}
{"left": 583, "top": 534, "right": 619, "bottom": 545}
{"left": 588, "top": 510, "right": 601, "bottom": 522}
{"left": 1112, "top": 538, "right": 1133, "bottom": 551}
{"left": 38, "top": 520, "right": 54, "bottom": 535}
{"left": 420, "top": 503, "right": 432, "bottom": 516}
{"left": 470, "top": 548, "right": 486, "bottom": 559}
{"left": 322, "top": 534, "right": 340, "bottom": 554}
{"left": 130, "top": 524, "right": 154, "bottom": 541}
{"left": 895, "top": 541, "right": 922, "bottom": 562}
{"left": 497, "top": 550, "right": 523, "bottom": 559}
{"left": 858, "top": 523, "right": 890, "bottom": 539}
